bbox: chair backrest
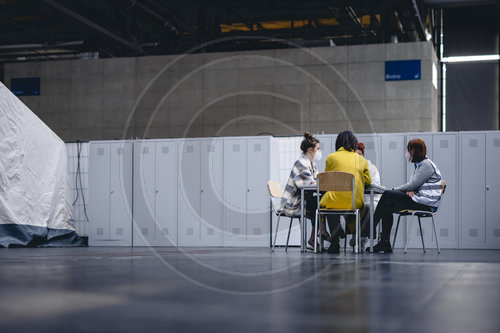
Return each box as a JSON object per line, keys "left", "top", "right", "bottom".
{"left": 317, "top": 171, "right": 356, "bottom": 211}
{"left": 267, "top": 180, "right": 283, "bottom": 198}
{"left": 317, "top": 172, "right": 354, "bottom": 192}
{"left": 434, "top": 180, "right": 446, "bottom": 213}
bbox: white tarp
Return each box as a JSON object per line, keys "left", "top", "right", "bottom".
{"left": 0, "top": 81, "right": 82, "bottom": 247}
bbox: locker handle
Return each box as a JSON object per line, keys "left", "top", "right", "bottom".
{"left": 486, "top": 186, "right": 490, "bottom": 191}
{"left": 155, "top": 190, "right": 159, "bottom": 193}
{"left": 201, "top": 189, "right": 204, "bottom": 193}
{"left": 247, "top": 189, "right": 250, "bottom": 192}
{"left": 110, "top": 190, "right": 114, "bottom": 194}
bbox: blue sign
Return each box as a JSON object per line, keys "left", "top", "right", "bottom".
{"left": 11, "top": 77, "right": 40, "bottom": 96}
{"left": 385, "top": 60, "right": 421, "bottom": 81}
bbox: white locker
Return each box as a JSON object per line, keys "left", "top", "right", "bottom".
{"left": 133, "top": 140, "right": 178, "bottom": 246}
{"left": 133, "top": 141, "right": 156, "bottom": 246}
{"left": 431, "top": 133, "right": 458, "bottom": 248}
{"left": 89, "top": 141, "right": 132, "bottom": 246}
{"left": 155, "top": 140, "right": 178, "bottom": 246}
{"left": 89, "top": 143, "right": 110, "bottom": 241}
{"left": 224, "top": 138, "right": 248, "bottom": 245}
{"left": 460, "top": 132, "right": 486, "bottom": 246}
{"left": 406, "top": 133, "right": 435, "bottom": 248}
{"left": 380, "top": 134, "right": 407, "bottom": 248}
{"left": 246, "top": 138, "right": 271, "bottom": 246}
{"left": 178, "top": 140, "right": 201, "bottom": 246}
{"left": 200, "top": 139, "right": 223, "bottom": 246}
{"left": 357, "top": 134, "right": 382, "bottom": 171}
{"left": 316, "top": 135, "right": 335, "bottom": 172}
{"left": 485, "top": 132, "right": 500, "bottom": 247}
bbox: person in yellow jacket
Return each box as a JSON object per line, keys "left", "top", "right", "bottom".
{"left": 320, "top": 131, "right": 371, "bottom": 253}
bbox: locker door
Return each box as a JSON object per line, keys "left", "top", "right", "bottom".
{"left": 247, "top": 138, "right": 270, "bottom": 246}
{"left": 200, "top": 139, "right": 223, "bottom": 246}
{"left": 357, "top": 134, "right": 382, "bottom": 173}
{"left": 432, "top": 133, "right": 458, "bottom": 248}
{"left": 224, "top": 138, "right": 247, "bottom": 245}
{"left": 380, "top": 134, "right": 407, "bottom": 248}
{"left": 109, "top": 142, "right": 132, "bottom": 245}
{"left": 89, "top": 143, "right": 110, "bottom": 243}
{"left": 132, "top": 141, "right": 156, "bottom": 246}
{"left": 460, "top": 133, "right": 486, "bottom": 244}
{"left": 178, "top": 140, "right": 201, "bottom": 246}
{"left": 486, "top": 132, "right": 500, "bottom": 246}
{"left": 155, "top": 140, "right": 178, "bottom": 246}
{"left": 316, "top": 135, "right": 334, "bottom": 173}
{"left": 406, "top": 134, "right": 434, "bottom": 248}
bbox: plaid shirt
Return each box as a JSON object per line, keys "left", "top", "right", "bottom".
{"left": 280, "top": 155, "right": 318, "bottom": 217}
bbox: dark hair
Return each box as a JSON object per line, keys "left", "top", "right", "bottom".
{"left": 300, "top": 132, "right": 320, "bottom": 154}
{"left": 335, "top": 130, "right": 358, "bottom": 151}
{"left": 407, "top": 139, "right": 427, "bottom": 163}
{"left": 356, "top": 142, "right": 365, "bottom": 155}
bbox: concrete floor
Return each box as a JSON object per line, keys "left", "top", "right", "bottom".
{"left": 0, "top": 247, "right": 499, "bottom": 333}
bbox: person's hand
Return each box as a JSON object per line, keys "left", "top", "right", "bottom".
{"left": 310, "top": 180, "right": 317, "bottom": 185}
{"left": 406, "top": 191, "right": 415, "bottom": 197}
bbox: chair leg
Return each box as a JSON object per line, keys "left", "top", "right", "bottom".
{"left": 314, "top": 211, "right": 319, "bottom": 253}
{"left": 431, "top": 216, "right": 440, "bottom": 254}
{"left": 417, "top": 216, "right": 426, "bottom": 253}
{"left": 285, "top": 218, "right": 293, "bottom": 252}
{"left": 404, "top": 217, "right": 414, "bottom": 253}
{"left": 393, "top": 215, "right": 402, "bottom": 249}
{"left": 272, "top": 214, "right": 281, "bottom": 252}
{"left": 357, "top": 211, "right": 361, "bottom": 254}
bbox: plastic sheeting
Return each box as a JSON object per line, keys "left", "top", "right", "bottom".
{"left": 0, "top": 81, "right": 85, "bottom": 247}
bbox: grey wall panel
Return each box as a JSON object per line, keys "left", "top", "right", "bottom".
{"left": 178, "top": 140, "right": 201, "bottom": 246}
{"left": 460, "top": 133, "right": 486, "bottom": 245}
{"left": 246, "top": 138, "right": 270, "bottom": 246}
{"left": 224, "top": 138, "right": 247, "bottom": 245}
{"left": 486, "top": 132, "right": 500, "bottom": 246}
{"left": 133, "top": 141, "right": 156, "bottom": 246}
{"left": 200, "top": 139, "right": 223, "bottom": 246}
{"left": 155, "top": 140, "right": 178, "bottom": 246}
{"left": 89, "top": 143, "right": 110, "bottom": 243}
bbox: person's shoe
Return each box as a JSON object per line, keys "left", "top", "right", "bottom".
{"left": 327, "top": 245, "right": 340, "bottom": 254}
{"left": 369, "top": 240, "right": 393, "bottom": 253}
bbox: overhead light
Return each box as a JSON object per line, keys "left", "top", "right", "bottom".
{"left": 442, "top": 55, "right": 500, "bottom": 63}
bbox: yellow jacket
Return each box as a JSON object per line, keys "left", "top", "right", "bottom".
{"left": 319, "top": 147, "right": 371, "bottom": 210}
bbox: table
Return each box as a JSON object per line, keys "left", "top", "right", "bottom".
{"left": 299, "top": 184, "right": 386, "bottom": 253}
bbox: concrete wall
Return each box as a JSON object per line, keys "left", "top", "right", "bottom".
{"left": 3, "top": 42, "right": 438, "bottom": 141}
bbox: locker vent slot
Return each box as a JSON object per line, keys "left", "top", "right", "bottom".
{"left": 494, "top": 229, "right": 500, "bottom": 237}
{"left": 97, "top": 228, "right": 103, "bottom": 235}
{"left": 494, "top": 139, "right": 500, "bottom": 147}
{"left": 97, "top": 148, "right": 104, "bottom": 155}
{"left": 142, "top": 228, "right": 148, "bottom": 236}
{"left": 366, "top": 142, "right": 374, "bottom": 150}
{"left": 187, "top": 228, "right": 194, "bottom": 235}
{"left": 232, "top": 144, "right": 240, "bottom": 152}
{"left": 469, "top": 228, "right": 478, "bottom": 237}
{"left": 440, "top": 229, "right": 449, "bottom": 237}
{"left": 389, "top": 141, "right": 397, "bottom": 149}
{"left": 440, "top": 140, "right": 448, "bottom": 148}
{"left": 207, "top": 228, "right": 214, "bottom": 235}
{"left": 143, "top": 147, "right": 149, "bottom": 154}
{"left": 187, "top": 145, "right": 194, "bottom": 153}
{"left": 469, "top": 139, "right": 478, "bottom": 148}
{"left": 117, "top": 147, "right": 124, "bottom": 155}
{"left": 116, "top": 228, "right": 123, "bottom": 236}
{"left": 253, "top": 228, "right": 261, "bottom": 235}
{"left": 207, "top": 144, "right": 215, "bottom": 152}
{"left": 162, "top": 146, "right": 169, "bottom": 154}
{"left": 254, "top": 144, "right": 261, "bottom": 152}
{"left": 232, "top": 228, "right": 240, "bottom": 234}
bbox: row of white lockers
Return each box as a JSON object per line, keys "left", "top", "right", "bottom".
{"left": 87, "top": 136, "right": 277, "bottom": 246}
{"left": 69, "top": 130, "right": 500, "bottom": 249}
{"left": 275, "top": 131, "right": 500, "bottom": 249}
